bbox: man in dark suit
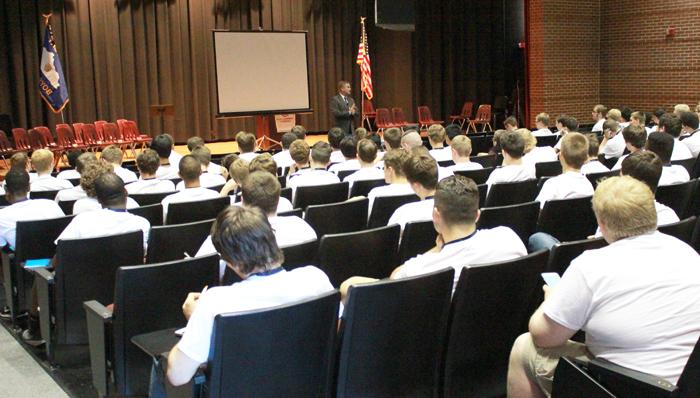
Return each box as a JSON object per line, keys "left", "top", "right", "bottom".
{"left": 329, "top": 80, "right": 357, "bottom": 136}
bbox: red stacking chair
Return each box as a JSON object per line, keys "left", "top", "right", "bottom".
{"left": 449, "top": 101, "right": 474, "bottom": 129}
{"left": 12, "top": 128, "right": 32, "bottom": 151}
{"left": 28, "top": 128, "right": 64, "bottom": 169}
{"left": 120, "top": 120, "right": 151, "bottom": 157}
{"left": 391, "top": 107, "right": 416, "bottom": 129}
{"left": 80, "top": 123, "right": 110, "bottom": 151}
{"left": 417, "top": 106, "right": 444, "bottom": 130}
{"left": 466, "top": 104, "right": 493, "bottom": 133}
{"left": 361, "top": 100, "right": 377, "bottom": 131}
{"left": 33, "top": 126, "right": 60, "bottom": 148}
{"left": 0, "top": 130, "right": 19, "bottom": 167}
{"left": 56, "top": 123, "right": 89, "bottom": 151}
{"left": 375, "top": 108, "right": 401, "bottom": 135}
{"left": 103, "top": 122, "right": 129, "bottom": 155}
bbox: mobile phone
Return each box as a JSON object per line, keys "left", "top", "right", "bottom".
{"left": 541, "top": 272, "right": 561, "bottom": 288}
{"left": 25, "top": 258, "right": 51, "bottom": 268}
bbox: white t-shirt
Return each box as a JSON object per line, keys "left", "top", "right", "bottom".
{"left": 592, "top": 119, "right": 605, "bottom": 132}
{"left": 388, "top": 198, "right": 434, "bottom": 231}
{"left": 125, "top": 178, "right": 176, "bottom": 194}
{"left": 56, "top": 208, "right": 151, "bottom": 250}
{"left": 367, "top": 183, "right": 414, "bottom": 216}
{"left": 394, "top": 227, "right": 527, "bottom": 293}
{"left": 0, "top": 199, "right": 65, "bottom": 249}
{"left": 447, "top": 162, "right": 483, "bottom": 172}
{"left": 343, "top": 167, "right": 385, "bottom": 190}
{"left": 329, "top": 159, "right": 361, "bottom": 174}
{"left": 56, "top": 169, "right": 80, "bottom": 180}
{"left": 535, "top": 171, "right": 594, "bottom": 208}
{"left": 112, "top": 165, "right": 138, "bottom": 184}
{"left": 671, "top": 139, "right": 693, "bottom": 161}
{"left": 329, "top": 150, "right": 346, "bottom": 164}
{"left": 155, "top": 164, "right": 180, "bottom": 180}
{"left": 72, "top": 197, "right": 139, "bottom": 215}
{"left": 207, "top": 163, "right": 222, "bottom": 175}
{"left": 533, "top": 128, "right": 555, "bottom": 137}
{"left": 287, "top": 169, "right": 341, "bottom": 202}
{"left": 55, "top": 185, "right": 87, "bottom": 202}
{"left": 543, "top": 231, "right": 700, "bottom": 384}
{"left": 169, "top": 151, "right": 183, "bottom": 168}
{"left": 580, "top": 160, "right": 610, "bottom": 175}
{"left": 161, "top": 187, "right": 221, "bottom": 219}
{"left": 429, "top": 147, "right": 452, "bottom": 162}
{"left": 682, "top": 131, "right": 700, "bottom": 158}
{"left": 600, "top": 131, "right": 625, "bottom": 159}
{"left": 522, "top": 146, "right": 558, "bottom": 165}
{"left": 30, "top": 174, "right": 74, "bottom": 192}
{"left": 485, "top": 164, "right": 536, "bottom": 192}
{"left": 272, "top": 150, "right": 295, "bottom": 169}
{"left": 438, "top": 167, "right": 454, "bottom": 181}
{"left": 611, "top": 154, "right": 628, "bottom": 171}
{"left": 176, "top": 173, "right": 226, "bottom": 191}
{"left": 276, "top": 197, "right": 294, "bottom": 213}
{"left": 238, "top": 152, "right": 258, "bottom": 163}
{"left": 658, "top": 165, "right": 690, "bottom": 187}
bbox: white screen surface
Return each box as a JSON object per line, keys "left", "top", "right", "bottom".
{"left": 214, "top": 31, "right": 311, "bottom": 115}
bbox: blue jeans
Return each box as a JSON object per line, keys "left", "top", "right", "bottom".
{"left": 528, "top": 232, "right": 560, "bottom": 253}
{"left": 148, "top": 358, "right": 167, "bottom": 398}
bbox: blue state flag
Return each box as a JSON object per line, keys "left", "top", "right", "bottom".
{"left": 39, "top": 22, "right": 69, "bottom": 113}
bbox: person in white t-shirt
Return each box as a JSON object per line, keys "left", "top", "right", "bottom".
{"left": 247, "top": 154, "right": 293, "bottom": 213}
{"left": 152, "top": 135, "right": 181, "bottom": 180}
{"left": 521, "top": 128, "right": 558, "bottom": 165}
{"left": 342, "top": 175, "right": 527, "bottom": 295}
{"left": 591, "top": 104, "right": 607, "bottom": 132}
{"left": 7, "top": 152, "right": 37, "bottom": 183}
{"left": 343, "top": 139, "right": 384, "bottom": 190}
{"left": 72, "top": 160, "right": 139, "bottom": 214}
{"left": 285, "top": 139, "right": 311, "bottom": 180}
{"left": 619, "top": 107, "right": 632, "bottom": 129}
{"left": 56, "top": 150, "right": 83, "bottom": 180}
{"left": 176, "top": 146, "right": 226, "bottom": 190}
{"left": 288, "top": 142, "right": 340, "bottom": 202}
{"left": 186, "top": 137, "right": 222, "bottom": 178}
{"left": 164, "top": 206, "right": 335, "bottom": 389}
{"left": 235, "top": 131, "right": 258, "bottom": 162}
{"left": 101, "top": 145, "right": 137, "bottom": 184}
{"left": 611, "top": 125, "right": 647, "bottom": 170}
{"left": 162, "top": 133, "right": 183, "bottom": 169}
{"left": 427, "top": 124, "right": 452, "bottom": 162}
{"left": 382, "top": 127, "right": 403, "bottom": 152}
{"left": 161, "top": 155, "right": 221, "bottom": 220}
{"left": 219, "top": 158, "right": 250, "bottom": 198}
{"left": 507, "top": 176, "right": 700, "bottom": 397}
{"left": 620, "top": 151, "right": 680, "bottom": 226}
{"left": 366, "top": 149, "right": 414, "bottom": 214}
{"left": 447, "top": 135, "right": 483, "bottom": 172}
{"left": 580, "top": 134, "right": 610, "bottom": 174}
{"left": 680, "top": 111, "right": 700, "bottom": 157}
{"left": 648, "top": 108, "right": 666, "bottom": 134}
{"left": 328, "top": 136, "right": 361, "bottom": 174}
{"left": 598, "top": 119, "right": 625, "bottom": 159}
{"left": 532, "top": 112, "right": 555, "bottom": 136}
{"left": 387, "top": 151, "right": 438, "bottom": 231}
{"left": 504, "top": 116, "right": 519, "bottom": 132}
{"left": 535, "top": 132, "right": 594, "bottom": 208}
{"left": 125, "top": 149, "right": 176, "bottom": 194}
{"left": 658, "top": 113, "right": 693, "bottom": 161}
{"left": 553, "top": 115, "right": 578, "bottom": 152}
{"left": 327, "top": 127, "right": 346, "bottom": 164}
{"left": 485, "top": 130, "right": 536, "bottom": 193}
{"left": 272, "top": 133, "right": 297, "bottom": 170}
{"left": 646, "top": 132, "right": 690, "bottom": 186}
{"left": 29, "top": 149, "right": 73, "bottom": 192}
{"left": 55, "top": 152, "right": 98, "bottom": 203}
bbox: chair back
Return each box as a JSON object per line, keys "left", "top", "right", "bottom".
{"left": 280, "top": 186, "right": 292, "bottom": 202}
{"left": 535, "top": 161, "right": 563, "bottom": 178}
{"left": 398, "top": 220, "right": 438, "bottom": 263}
{"left": 375, "top": 108, "right": 393, "bottom": 129}
{"left": 470, "top": 154, "right": 498, "bottom": 168}
{"left": 54, "top": 231, "right": 143, "bottom": 344}
{"left": 677, "top": 336, "right": 700, "bottom": 397}
{"left": 671, "top": 157, "right": 696, "bottom": 175}
{"left": 277, "top": 208, "right": 303, "bottom": 218}
{"left": 658, "top": 216, "right": 697, "bottom": 245}
{"left": 304, "top": 198, "right": 368, "bottom": 237}
{"left": 337, "top": 169, "right": 355, "bottom": 181}
{"left": 111, "top": 255, "right": 219, "bottom": 396}
{"left": 586, "top": 170, "right": 618, "bottom": 188}
{"left": 417, "top": 105, "right": 434, "bottom": 124}
{"left": 350, "top": 178, "right": 387, "bottom": 197}
{"left": 71, "top": 123, "right": 85, "bottom": 144}
{"left": 536, "top": 134, "right": 558, "bottom": 147}
{"left": 293, "top": 182, "right": 349, "bottom": 210}
{"left": 362, "top": 99, "right": 376, "bottom": 114}
{"left": 368, "top": 193, "right": 420, "bottom": 228}
{"left": 12, "top": 128, "right": 31, "bottom": 150}
{"left": 28, "top": 128, "right": 47, "bottom": 149}
{"left": 317, "top": 224, "right": 400, "bottom": 286}
{"left": 58, "top": 199, "right": 77, "bottom": 214}
{"left": 104, "top": 122, "right": 121, "bottom": 142}
{"left": 391, "top": 107, "right": 409, "bottom": 125}
{"left": 552, "top": 358, "right": 616, "bottom": 398}
{"left": 166, "top": 197, "right": 229, "bottom": 225}
{"left": 337, "top": 269, "right": 454, "bottom": 398}
{"left": 15, "top": 215, "right": 74, "bottom": 264}
{"left": 206, "top": 292, "right": 340, "bottom": 398}
{"left": 656, "top": 180, "right": 697, "bottom": 219}
{"left": 129, "top": 191, "right": 175, "bottom": 206}
{"left": 537, "top": 196, "right": 596, "bottom": 242}
{"left": 35, "top": 126, "right": 56, "bottom": 145}
{"left": 442, "top": 250, "right": 549, "bottom": 398}
{"left": 478, "top": 201, "right": 540, "bottom": 243}
{"left": 94, "top": 120, "right": 107, "bottom": 141}
{"left": 453, "top": 167, "right": 494, "bottom": 184}
{"left": 547, "top": 237, "right": 607, "bottom": 274}
{"left": 29, "top": 190, "right": 60, "bottom": 200}
{"left": 128, "top": 204, "right": 164, "bottom": 226}
{"left": 0, "top": 129, "right": 14, "bottom": 151}
{"left": 281, "top": 239, "right": 319, "bottom": 270}
{"left": 146, "top": 218, "right": 214, "bottom": 263}
{"left": 460, "top": 101, "right": 474, "bottom": 118}
{"left": 485, "top": 179, "right": 539, "bottom": 207}
{"left": 116, "top": 119, "right": 129, "bottom": 139}
{"left": 55, "top": 124, "right": 79, "bottom": 147}
{"left": 474, "top": 104, "right": 492, "bottom": 122}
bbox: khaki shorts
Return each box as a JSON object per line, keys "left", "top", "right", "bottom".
{"left": 513, "top": 333, "right": 593, "bottom": 396}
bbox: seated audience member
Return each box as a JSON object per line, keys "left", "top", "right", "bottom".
{"left": 286, "top": 139, "right": 310, "bottom": 177}
{"left": 55, "top": 152, "right": 98, "bottom": 202}
{"left": 152, "top": 135, "right": 180, "bottom": 180}
{"left": 8, "top": 152, "right": 37, "bottom": 182}
{"left": 445, "top": 124, "right": 463, "bottom": 147}
{"left": 164, "top": 206, "right": 335, "bottom": 388}
{"left": 367, "top": 149, "right": 414, "bottom": 213}
{"left": 606, "top": 108, "right": 622, "bottom": 123}
{"left": 328, "top": 136, "right": 360, "bottom": 174}
{"left": 382, "top": 127, "right": 403, "bottom": 151}
{"left": 611, "top": 125, "right": 647, "bottom": 170}
{"left": 674, "top": 103, "right": 691, "bottom": 117}
{"left": 427, "top": 124, "right": 451, "bottom": 162}
{"left": 680, "top": 111, "right": 700, "bottom": 157}
{"left": 535, "top": 132, "right": 593, "bottom": 208}
{"left": 344, "top": 139, "right": 383, "bottom": 189}
{"left": 56, "top": 150, "right": 83, "bottom": 180}
{"left": 219, "top": 158, "right": 250, "bottom": 197}
{"left": 187, "top": 137, "right": 222, "bottom": 175}
{"left": 235, "top": 131, "right": 258, "bottom": 162}
{"left": 447, "top": 136, "right": 483, "bottom": 172}
{"left": 580, "top": 134, "right": 610, "bottom": 174}
{"left": 619, "top": 106, "right": 632, "bottom": 129}
{"left": 649, "top": 108, "right": 666, "bottom": 133}
{"left": 553, "top": 116, "right": 578, "bottom": 151}
{"left": 73, "top": 161, "right": 139, "bottom": 214}
{"left": 630, "top": 111, "right": 650, "bottom": 134}
{"left": 161, "top": 155, "right": 220, "bottom": 219}
{"left": 219, "top": 153, "right": 238, "bottom": 180}
{"left": 646, "top": 132, "right": 690, "bottom": 186}
{"left": 163, "top": 133, "right": 183, "bottom": 167}
{"left": 533, "top": 113, "right": 554, "bottom": 136}
{"left": 186, "top": 136, "right": 204, "bottom": 152}
{"left": 353, "top": 127, "right": 369, "bottom": 142}
{"left": 29, "top": 149, "right": 73, "bottom": 191}
{"left": 657, "top": 113, "right": 692, "bottom": 160}
{"left": 504, "top": 116, "right": 519, "bottom": 131}
{"left": 343, "top": 176, "right": 527, "bottom": 295}
{"left": 387, "top": 152, "right": 438, "bottom": 231}
{"left": 485, "top": 130, "right": 536, "bottom": 192}
{"left": 521, "top": 129, "right": 558, "bottom": 165}
{"left": 290, "top": 125, "right": 307, "bottom": 140}
{"left": 507, "top": 176, "right": 700, "bottom": 397}
{"left": 248, "top": 154, "right": 293, "bottom": 213}
{"left": 400, "top": 130, "right": 423, "bottom": 152}
{"left": 413, "top": 146, "right": 453, "bottom": 181}
{"left": 176, "top": 146, "right": 226, "bottom": 190}
{"left": 488, "top": 129, "right": 505, "bottom": 156}
{"left": 287, "top": 142, "right": 340, "bottom": 201}
{"left": 327, "top": 127, "right": 346, "bottom": 163}
{"left": 620, "top": 151, "right": 680, "bottom": 226}
{"left": 272, "top": 132, "right": 297, "bottom": 170}
{"left": 591, "top": 104, "right": 607, "bottom": 132}
{"left": 101, "top": 145, "right": 137, "bottom": 184}
{"left": 598, "top": 119, "right": 624, "bottom": 159}
{"left": 126, "top": 149, "right": 177, "bottom": 194}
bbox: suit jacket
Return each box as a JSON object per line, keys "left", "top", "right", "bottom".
{"left": 329, "top": 94, "right": 356, "bottom": 135}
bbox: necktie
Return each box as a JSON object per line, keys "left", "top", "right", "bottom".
{"left": 343, "top": 96, "right": 348, "bottom": 107}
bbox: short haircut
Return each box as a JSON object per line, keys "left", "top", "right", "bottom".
{"left": 679, "top": 111, "right": 700, "bottom": 130}
{"left": 645, "top": 132, "right": 674, "bottom": 163}
{"left": 163, "top": 133, "right": 175, "bottom": 147}
{"left": 353, "top": 127, "right": 368, "bottom": 142}
{"left": 178, "top": 155, "right": 202, "bottom": 181}
{"left": 620, "top": 107, "right": 632, "bottom": 121}
{"left": 221, "top": 153, "right": 239, "bottom": 174}
{"left": 357, "top": 138, "right": 378, "bottom": 163}
{"left": 427, "top": 124, "right": 446, "bottom": 143}
{"left": 621, "top": 151, "right": 662, "bottom": 193}
{"left": 150, "top": 135, "right": 172, "bottom": 158}
{"left": 80, "top": 160, "right": 113, "bottom": 197}
{"left": 5, "top": 168, "right": 30, "bottom": 197}
{"left": 500, "top": 130, "right": 525, "bottom": 158}
{"left": 76, "top": 152, "right": 98, "bottom": 174}
{"left": 30, "top": 149, "right": 54, "bottom": 173}
{"left": 339, "top": 136, "right": 357, "bottom": 158}
{"left": 435, "top": 175, "right": 479, "bottom": 225}
{"left": 450, "top": 135, "right": 472, "bottom": 157}
{"left": 555, "top": 115, "right": 569, "bottom": 127}
{"left": 10, "top": 152, "right": 29, "bottom": 170}
{"left": 327, "top": 127, "right": 344, "bottom": 149}
{"left": 674, "top": 104, "right": 690, "bottom": 114}
{"left": 236, "top": 131, "right": 256, "bottom": 153}
{"left": 66, "top": 150, "right": 83, "bottom": 169}
{"left": 187, "top": 136, "right": 205, "bottom": 152}
{"left": 242, "top": 171, "right": 281, "bottom": 215}
{"left": 382, "top": 149, "right": 409, "bottom": 177}
{"left": 281, "top": 133, "right": 297, "bottom": 150}
{"left": 659, "top": 113, "right": 682, "bottom": 137}
{"left": 136, "top": 149, "right": 161, "bottom": 175}
{"left": 289, "top": 140, "right": 310, "bottom": 164}
{"left": 622, "top": 125, "right": 647, "bottom": 149}
{"left": 631, "top": 111, "right": 646, "bottom": 126}
{"left": 101, "top": 145, "right": 123, "bottom": 164}
{"left": 401, "top": 130, "right": 423, "bottom": 149}
{"left": 230, "top": 158, "right": 250, "bottom": 184}
{"left": 290, "top": 125, "right": 306, "bottom": 140}
{"left": 383, "top": 127, "right": 402, "bottom": 150}
{"left": 404, "top": 152, "right": 438, "bottom": 190}
{"left": 654, "top": 108, "right": 667, "bottom": 120}
{"left": 445, "top": 124, "right": 462, "bottom": 141}
{"left": 592, "top": 176, "right": 656, "bottom": 242}
{"left": 606, "top": 109, "right": 622, "bottom": 122}
{"left": 562, "top": 116, "right": 578, "bottom": 132}
{"left": 311, "top": 141, "right": 332, "bottom": 164}
{"left": 517, "top": 128, "right": 537, "bottom": 153}
{"left": 585, "top": 133, "right": 601, "bottom": 157}
{"left": 211, "top": 206, "right": 284, "bottom": 274}
{"left": 603, "top": 119, "right": 619, "bottom": 133}
{"left": 504, "top": 116, "right": 518, "bottom": 128}
{"left": 337, "top": 80, "right": 350, "bottom": 90}
{"left": 191, "top": 145, "right": 212, "bottom": 166}
{"left": 94, "top": 172, "right": 127, "bottom": 208}
{"left": 249, "top": 153, "right": 277, "bottom": 175}
{"left": 560, "top": 132, "right": 589, "bottom": 169}
{"left": 536, "top": 113, "right": 550, "bottom": 125}
{"left": 593, "top": 104, "right": 607, "bottom": 115}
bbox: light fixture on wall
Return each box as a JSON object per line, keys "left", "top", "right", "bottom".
{"left": 666, "top": 26, "right": 677, "bottom": 38}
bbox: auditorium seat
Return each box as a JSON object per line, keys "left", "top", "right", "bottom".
{"left": 12, "top": 127, "right": 32, "bottom": 151}
{"left": 375, "top": 108, "right": 401, "bottom": 134}
{"left": 0, "top": 129, "right": 18, "bottom": 167}
{"left": 58, "top": 199, "right": 77, "bottom": 214}
{"left": 438, "top": 160, "right": 455, "bottom": 167}
{"left": 294, "top": 182, "right": 349, "bottom": 210}
{"left": 277, "top": 175, "right": 286, "bottom": 188}
{"left": 367, "top": 193, "right": 419, "bottom": 228}
{"left": 658, "top": 216, "right": 697, "bottom": 245}
{"left": 453, "top": 167, "right": 494, "bottom": 185}
{"left": 535, "top": 161, "right": 562, "bottom": 178}
{"left": 537, "top": 196, "right": 597, "bottom": 242}
{"left": 281, "top": 239, "right": 318, "bottom": 271}
{"left": 280, "top": 187, "right": 292, "bottom": 202}
{"left": 146, "top": 218, "right": 214, "bottom": 263}
{"left": 586, "top": 170, "right": 618, "bottom": 188}
{"left": 391, "top": 107, "right": 417, "bottom": 129}
{"left": 671, "top": 157, "right": 696, "bottom": 175}
{"left": 551, "top": 357, "right": 616, "bottom": 398}
{"left": 477, "top": 201, "right": 540, "bottom": 244}
{"left": 398, "top": 220, "right": 438, "bottom": 263}
{"left": 656, "top": 180, "right": 697, "bottom": 219}
{"left": 129, "top": 192, "right": 176, "bottom": 207}
{"left": 484, "top": 179, "right": 538, "bottom": 207}
{"left": 128, "top": 203, "right": 164, "bottom": 226}
{"left": 56, "top": 123, "right": 89, "bottom": 151}
{"left": 337, "top": 268, "right": 454, "bottom": 397}
{"left": 337, "top": 169, "right": 356, "bottom": 181}
{"left": 165, "top": 197, "right": 230, "bottom": 225}
{"left": 349, "top": 178, "right": 386, "bottom": 197}
{"left": 29, "top": 190, "right": 61, "bottom": 200}
{"left": 67, "top": 177, "right": 81, "bottom": 186}
{"left": 546, "top": 237, "right": 607, "bottom": 275}
{"left": 304, "top": 198, "right": 368, "bottom": 238}
{"left": 536, "top": 135, "right": 558, "bottom": 147}
{"left": 277, "top": 208, "right": 303, "bottom": 218}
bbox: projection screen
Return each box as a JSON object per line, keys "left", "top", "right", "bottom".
{"left": 213, "top": 31, "right": 312, "bottom": 116}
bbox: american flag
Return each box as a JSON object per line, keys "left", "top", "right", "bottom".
{"left": 356, "top": 17, "right": 373, "bottom": 100}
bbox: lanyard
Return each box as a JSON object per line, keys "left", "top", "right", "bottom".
{"left": 248, "top": 267, "right": 284, "bottom": 278}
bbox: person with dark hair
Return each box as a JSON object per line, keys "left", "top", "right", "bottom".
{"left": 387, "top": 152, "right": 439, "bottom": 231}
{"left": 56, "top": 149, "right": 84, "bottom": 180}
{"left": 160, "top": 155, "right": 220, "bottom": 219}
{"left": 649, "top": 108, "right": 667, "bottom": 133}
{"left": 619, "top": 106, "right": 632, "bottom": 128}
{"left": 327, "top": 127, "right": 346, "bottom": 163}
{"left": 611, "top": 125, "right": 648, "bottom": 170}
{"left": 580, "top": 134, "right": 610, "bottom": 174}
{"left": 444, "top": 124, "right": 463, "bottom": 147}
{"left": 152, "top": 134, "right": 181, "bottom": 180}
{"left": 235, "top": 131, "right": 258, "bottom": 162}
{"left": 186, "top": 136, "right": 205, "bottom": 152}
{"left": 290, "top": 125, "right": 307, "bottom": 140}
{"left": 271, "top": 132, "right": 298, "bottom": 170}
{"left": 177, "top": 146, "right": 226, "bottom": 190}
{"left": 164, "top": 205, "right": 334, "bottom": 388}
{"left": 383, "top": 127, "right": 403, "bottom": 151}
{"left": 72, "top": 160, "right": 140, "bottom": 214}
{"left": 553, "top": 116, "right": 578, "bottom": 152}
{"left": 344, "top": 139, "right": 383, "bottom": 189}
{"left": 485, "top": 130, "right": 536, "bottom": 192}
{"left": 504, "top": 116, "right": 519, "bottom": 131}
{"left": 287, "top": 141, "right": 340, "bottom": 201}
{"left": 646, "top": 132, "right": 690, "bottom": 186}
{"left": 163, "top": 133, "right": 184, "bottom": 167}
{"left": 680, "top": 111, "right": 700, "bottom": 157}
{"left": 329, "top": 80, "right": 357, "bottom": 135}
{"left": 329, "top": 136, "right": 360, "bottom": 174}
{"left": 657, "top": 113, "right": 693, "bottom": 160}
{"left": 598, "top": 119, "right": 624, "bottom": 159}
{"left": 219, "top": 153, "right": 238, "bottom": 180}
{"left": 55, "top": 152, "right": 98, "bottom": 202}
{"left": 126, "top": 149, "right": 176, "bottom": 194}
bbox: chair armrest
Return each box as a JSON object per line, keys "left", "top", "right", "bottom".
{"left": 84, "top": 300, "right": 113, "bottom": 397}
{"left": 35, "top": 268, "right": 55, "bottom": 361}
{"left": 586, "top": 357, "right": 678, "bottom": 395}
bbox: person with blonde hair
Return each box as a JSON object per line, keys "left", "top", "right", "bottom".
{"left": 101, "top": 145, "right": 137, "bottom": 184}
{"left": 674, "top": 103, "right": 690, "bottom": 116}
{"left": 629, "top": 111, "right": 650, "bottom": 134}
{"left": 427, "top": 124, "right": 451, "bottom": 162}
{"left": 532, "top": 113, "right": 553, "bottom": 136}
{"left": 591, "top": 104, "right": 607, "bottom": 132}
{"left": 599, "top": 119, "right": 624, "bottom": 159}
{"left": 508, "top": 176, "right": 700, "bottom": 398}
{"left": 219, "top": 158, "right": 250, "bottom": 197}
{"left": 520, "top": 129, "right": 557, "bottom": 165}
{"left": 605, "top": 108, "right": 622, "bottom": 122}
{"left": 447, "top": 136, "right": 482, "bottom": 172}
{"left": 30, "top": 149, "right": 73, "bottom": 192}
{"left": 534, "top": 132, "right": 593, "bottom": 208}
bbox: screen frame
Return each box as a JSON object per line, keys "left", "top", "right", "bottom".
{"left": 212, "top": 30, "right": 313, "bottom": 117}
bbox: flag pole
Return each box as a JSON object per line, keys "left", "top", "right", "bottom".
{"left": 360, "top": 17, "right": 366, "bottom": 128}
